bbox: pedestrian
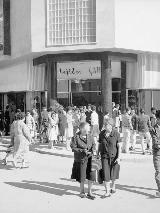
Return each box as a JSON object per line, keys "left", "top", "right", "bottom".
{"left": 112, "top": 104, "right": 121, "bottom": 132}
{"left": 10, "top": 112, "right": 31, "bottom": 168}
{"left": 150, "top": 110, "right": 160, "bottom": 197}
{"left": 40, "top": 107, "right": 49, "bottom": 143}
{"left": 91, "top": 105, "right": 99, "bottom": 151}
{"left": 137, "top": 109, "right": 152, "bottom": 155}
{"left": 4, "top": 105, "right": 10, "bottom": 136}
{"left": 71, "top": 122, "right": 96, "bottom": 200}
{"left": 0, "top": 110, "right": 4, "bottom": 137}
{"left": 25, "top": 111, "right": 36, "bottom": 142}
{"left": 130, "top": 108, "right": 138, "bottom": 151}
{"left": 65, "top": 107, "right": 74, "bottom": 150}
{"left": 58, "top": 107, "right": 67, "bottom": 143}
{"left": 85, "top": 104, "right": 92, "bottom": 125}
{"left": 98, "top": 118, "right": 121, "bottom": 198}
{"left": 150, "top": 107, "right": 157, "bottom": 127}
{"left": 80, "top": 109, "right": 86, "bottom": 123}
{"left": 121, "top": 108, "right": 133, "bottom": 153}
{"left": 73, "top": 108, "right": 80, "bottom": 136}
{"left": 48, "top": 111, "right": 59, "bottom": 149}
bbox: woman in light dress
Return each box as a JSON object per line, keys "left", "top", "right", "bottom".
{"left": 25, "top": 111, "right": 35, "bottom": 142}
{"left": 48, "top": 111, "right": 59, "bottom": 149}
{"left": 65, "top": 107, "right": 74, "bottom": 150}
{"left": 10, "top": 112, "right": 31, "bottom": 168}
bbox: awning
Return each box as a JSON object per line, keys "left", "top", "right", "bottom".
{"left": 0, "top": 60, "right": 45, "bottom": 92}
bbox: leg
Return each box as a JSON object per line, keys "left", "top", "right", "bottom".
{"left": 139, "top": 133, "right": 145, "bottom": 154}
{"left": 88, "top": 181, "right": 94, "bottom": 196}
{"left": 102, "top": 181, "right": 111, "bottom": 197}
{"left": 145, "top": 132, "right": 152, "bottom": 153}
{"left": 125, "top": 129, "right": 131, "bottom": 153}
{"left": 131, "top": 131, "right": 136, "bottom": 150}
{"left": 66, "top": 138, "right": 71, "bottom": 150}
{"left": 122, "top": 128, "right": 126, "bottom": 152}
{"left": 80, "top": 182, "right": 85, "bottom": 194}
{"left": 153, "top": 154, "right": 160, "bottom": 192}
{"left": 110, "top": 180, "right": 116, "bottom": 193}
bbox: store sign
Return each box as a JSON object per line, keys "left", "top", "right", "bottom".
{"left": 57, "top": 61, "right": 101, "bottom": 80}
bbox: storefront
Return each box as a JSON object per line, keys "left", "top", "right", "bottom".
{"left": 0, "top": 60, "right": 47, "bottom": 112}
{"left": 57, "top": 60, "right": 122, "bottom": 107}
{"left": 33, "top": 52, "right": 137, "bottom": 114}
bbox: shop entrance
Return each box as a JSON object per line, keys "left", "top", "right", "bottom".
{"left": 57, "top": 79, "right": 102, "bottom": 107}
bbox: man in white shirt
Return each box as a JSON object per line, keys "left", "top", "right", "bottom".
{"left": 91, "top": 106, "right": 99, "bottom": 151}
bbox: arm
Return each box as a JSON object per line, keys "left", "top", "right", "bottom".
{"left": 116, "top": 133, "right": 122, "bottom": 162}
{"left": 70, "top": 136, "right": 85, "bottom": 153}
{"left": 22, "top": 124, "right": 32, "bottom": 143}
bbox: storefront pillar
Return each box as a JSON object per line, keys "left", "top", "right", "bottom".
{"left": 121, "top": 61, "right": 126, "bottom": 113}
{"left": 46, "top": 59, "right": 57, "bottom": 107}
{"left": 101, "top": 56, "right": 112, "bottom": 115}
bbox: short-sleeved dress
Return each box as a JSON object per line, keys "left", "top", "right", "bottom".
{"left": 98, "top": 129, "right": 120, "bottom": 182}
{"left": 11, "top": 120, "right": 31, "bottom": 162}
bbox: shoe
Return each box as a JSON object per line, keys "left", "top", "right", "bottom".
{"left": 110, "top": 189, "right": 116, "bottom": 194}
{"left": 87, "top": 194, "right": 96, "bottom": 200}
{"left": 101, "top": 193, "right": 111, "bottom": 199}
{"left": 79, "top": 193, "right": 86, "bottom": 198}
{"left": 129, "top": 147, "right": 133, "bottom": 151}
{"left": 142, "top": 152, "right": 146, "bottom": 155}
{"left": 155, "top": 191, "right": 160, "bottom": 198}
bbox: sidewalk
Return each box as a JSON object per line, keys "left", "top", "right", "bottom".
{"left": 0, "top": 136, "right": 152, "bottom": 163}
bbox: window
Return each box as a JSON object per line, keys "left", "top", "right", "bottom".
{"left": 46, "top": 0, "right": 96, "bottom": 46}
{"left": 0, "top": 0, "right": 3, "bottom": 52}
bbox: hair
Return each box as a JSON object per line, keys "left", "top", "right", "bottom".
{"left": 92, "top": 105, "right": 96, "bottom": 111}
{"left": 140, "top": 108, "right": 145, "bottom": 114}
{"left": 15, "top": 112, "right": 25, "bottom": 120}
{"left": 103, "top": 118, "right": 114, "bottom": 127}
{"left": 156, "top": 110, "right": 160, "bottom": 119}
{"left": 151, "top": 107, "right": 156, "bottom": 111}
{"left": 79, "top": 122, "right": 90, "bottom": 130}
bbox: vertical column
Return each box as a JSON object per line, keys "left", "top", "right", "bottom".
{"left": 121, "top": 61, "right": 126, "bottom": 112}
{"left": 3, "top": 0, "right": 11, "bottom": 55}
{"left": 101, "top": 55, "right": 112, "bottom": 115}
{"left": 46, "top": 59, "right": 57, "bottom": 107}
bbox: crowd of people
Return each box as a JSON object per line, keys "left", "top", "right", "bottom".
{"left": 0, "top": 100, "right": 160, "bottom": 198}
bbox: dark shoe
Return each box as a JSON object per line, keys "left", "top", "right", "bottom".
{"left": 87, "top": 194, "right": 96, "bottom": 200}
{"left": 129, "top": 147, "right": 133, "bottom": 151}
{"left": 110, "top": 189, "right": 116, "bottom": 194}
{"left": 79, "top": 193, "right": 86, "bottom": 198}
{"left": 142, "top": 152, "right": 146, "bottom": 155}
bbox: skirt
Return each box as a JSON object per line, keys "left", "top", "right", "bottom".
{"left": 48, "top": 127, "right": 58, "bottom": 141}
{"left": 98, "top": 157, "right": 120, "bottom": 183}
{"left": 71, "top": 157, "right": 96, "bottom": 183}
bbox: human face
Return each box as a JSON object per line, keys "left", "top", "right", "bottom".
{"left": 80, "top": 124, "right": 90, "bottom": 135}
{"left": 104, "top": 123, "right": 113, "bottom": 134}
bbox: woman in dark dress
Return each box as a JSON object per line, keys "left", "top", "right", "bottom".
{"left": 71, "top": 122, "right": 97, "bottom": 200}
{"left": 98, "top": 118, "right": 121, "bottom": 198}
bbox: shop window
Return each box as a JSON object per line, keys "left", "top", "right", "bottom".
{"left": 112, "top": 78, "right": 121, "bottom": 91}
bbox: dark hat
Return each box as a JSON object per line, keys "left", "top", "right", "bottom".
{"left": 151, "top": 107, "right": 156, "bottom": 111}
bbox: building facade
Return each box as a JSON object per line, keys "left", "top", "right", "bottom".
{"left": 0, "top": 0, "right": 160, "bottom": 114}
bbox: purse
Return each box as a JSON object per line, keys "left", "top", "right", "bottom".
{"left": 91, "top": 156, "right": 102, "bottom": 171}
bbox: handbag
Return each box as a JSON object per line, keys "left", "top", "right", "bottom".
{"left": 91, "top": 156, "right": 102, "bottom": 171}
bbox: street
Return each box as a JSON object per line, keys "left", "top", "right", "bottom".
{"left": 0, "top": 138, "right": 159, "bottom": 213}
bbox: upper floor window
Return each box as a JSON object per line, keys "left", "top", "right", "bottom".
{"left": 46, "top": 0, "right": 96, "bottom": 46}
{"left": 0, "top": 0, "right": 3, "bottom": 52}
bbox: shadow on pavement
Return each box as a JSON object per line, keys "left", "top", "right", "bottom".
{"left": 5, "top": 180, "right": 85, "bottom": 197}
{"left": 30, "top": 143, "right": 73, "bottom": 159}
{"left": 60, "top": 178, "right": 157, "bottom": 199}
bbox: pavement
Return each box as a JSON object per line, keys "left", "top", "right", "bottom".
{"left": 0, "top": 136, "right": 159, "bottom": 213}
